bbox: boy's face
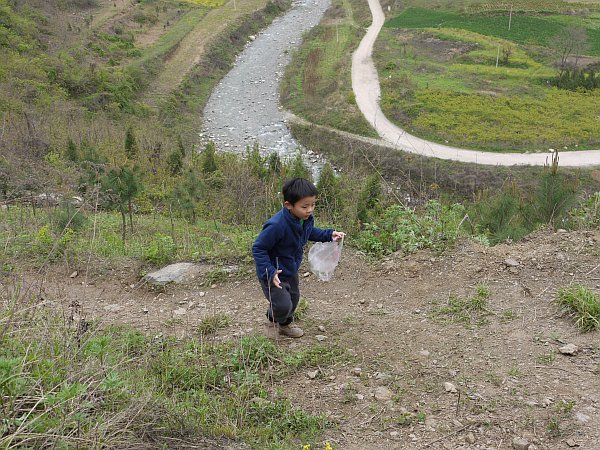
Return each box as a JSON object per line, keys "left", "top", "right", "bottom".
{"left": 285, "top": 195, "right": 316, "bottom": 221}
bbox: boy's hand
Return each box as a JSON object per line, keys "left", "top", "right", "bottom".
{"left": 272, "top": 270, "right": 283, "bottom": 288}
{"left": 332, "top": 231, "right": 345, "bottom": 241}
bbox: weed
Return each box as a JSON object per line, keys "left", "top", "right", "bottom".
{"left": 536, "top": 352, "right": 556, "bottom": 365}
{"left": 501, "top": 309, "right": 517, "bottom": 323}
{"left": 556, "top": 284, "right": 600, "bottom": 332}
{"left": 432, "top": 283, "right": 491, "bottom": 325}
{"left": 508, "top": 367, "right": 521, "bottom": 377}
{"left": 294, "top": 297, "right": 310, "bottom": 321}
{"left": 144, "top": 233, "right": 177, "bottom": 265}
{"left": 198, "top": 313, "right": 231, "bottom": 335}
{"left": 203, "top": 268, "right": 228, "bottom": 286}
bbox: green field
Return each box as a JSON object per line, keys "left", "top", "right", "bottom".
{"left": 374, "top": 5, "right": 600, "bottom": 151}
{"left": 386, "top": 7, "right": 600, "bottom": 54}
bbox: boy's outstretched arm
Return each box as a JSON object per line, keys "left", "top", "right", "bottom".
{"left": 309, "top": 227, "right": 345, "bottom": 242}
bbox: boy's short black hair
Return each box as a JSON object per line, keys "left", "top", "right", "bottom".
{"left": 282, "top": 178, "right": 318, "bottom": 205}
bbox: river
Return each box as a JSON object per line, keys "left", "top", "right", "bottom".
{"left": 202, "top": 0, "right": 331, "bottom": 165}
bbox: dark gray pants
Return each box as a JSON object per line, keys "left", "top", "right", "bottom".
{"left": 259, "top": 273, "right": 300, "bottom": 326}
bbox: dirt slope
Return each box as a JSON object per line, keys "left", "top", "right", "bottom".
{"left": 37, "top": 229, "right": 600, "bottom": 449}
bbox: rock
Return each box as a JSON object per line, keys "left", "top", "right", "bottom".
{"left": 542, "top": 397, "right": 554, "bottom": 407}
{"left": 374, "top": 371, "right": 389, "bottom": 381}
{"left": 352, "top": 367, "right": 362, "bottom": 377}
{"left": 315, "top": 335, "right": 327, "bottom": 342}
{"left": 511, "top": 437, "right": 530, "bottom": 450}
{"left": 303, "top": 271, "right": 311, "bottom": 277}
{"left": 374, "top": 386, "right": 393, "bottom": 402}
{"left": 419, "top": 350, "right": 430, "bottom": 357}
{"left": 356, "top": 393, "right": 364, "bottom": 401}
{"left": 466, "top": 432, "right": 476, "bottom": 444}
{"left": 318, "top": 325, "right": 326, "bottom": 332}
{"left": 103, "top": 304, "right": 123, "bottom": 313}
{"left": 142, "top": 307, "right": 149, "bottom": 314}
{"left": 173, "top": 307, "right": 187, "bottom": 316}
{"left": 69, "top": 271, "right": 78, "bottom": 278}
{"left": 390, "top": 431, "right": 399, "bottom": 437}
{"left": 444, "top": 382, "right": 458, "bottom": 393}
{"left": 575, "top": 412, "right": 590, "bottom": 424}
{"left": 566, "top": 438, "right": 579, "bottom": 447}
{"left": 307, "top": 370, "right": 318, "bottom": 379}
{"left": 559, "top": 343, "right": 579, "bottom": 355}
{"left": 145, "top": 263, "right": 200, "bottom": 285}
{"left": 452, "top": 419, "right": 463, "bottom": 427}
{"left": 504, "top": 258, "right": 520, "bottom": 267}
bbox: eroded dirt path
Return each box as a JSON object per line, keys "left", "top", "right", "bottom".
{"left": 32, "top": 229, "right": 600, "bottom": 449}
{"left": 351, "top": 0, "right": 600, "bottom": 167}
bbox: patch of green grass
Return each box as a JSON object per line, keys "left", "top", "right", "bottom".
{"left": 536, "top": 352, "right": 556, "bottom": 365}
{"left": 0, "top": 207, "right": 256, "bottom": 269}
{"left": 198, "top": 313, "right": 232, "bottom": 335}
{"left": 556, "top": 284, "right": 600, "bottom": 332}
{"left": 385, "top": 7, "right": 600, "bottom": 54}
{"left": 433, "top": 283, "right": 491, "bottom": 324}
{"left": 0, "top": 291, "right": 333, "bottom": 448}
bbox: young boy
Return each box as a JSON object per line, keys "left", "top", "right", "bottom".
{"left": 252, "top": 177, "right": 344, "bottom": 338}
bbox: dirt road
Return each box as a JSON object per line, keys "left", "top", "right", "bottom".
{"left": 351, "top": 0, "right": 600, "bottom": 167}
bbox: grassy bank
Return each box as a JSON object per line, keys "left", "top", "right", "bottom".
{"left": 0, "top": 290, "right": 344, "bottom": 448}
{"left": 279, "top": 0, "right": 377, "bottom": 137}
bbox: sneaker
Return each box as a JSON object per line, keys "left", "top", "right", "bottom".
{"left": 278, "top": 324, "right": 304, "bottom": 338}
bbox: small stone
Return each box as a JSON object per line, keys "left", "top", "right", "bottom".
{"left": 377, "top": 303, "right": 383, "bottom": 309}
{"left": 452, "top": 419, "right": 463, "bottom": 427}
{"left": 303, "top": 271, "right": 311, "bottom": 277}
{"left": 352, "top": 367, "right": 362, "bottom": 376}
{"left": 374, "top": 371, "right": 389, "bottom": 381}
{"left": 359, "top": 299, "right": 366, "bottom": 305}
{"left": 315, "top": 335, "right": 327, "bottom": 342}
{"left": 374, "top": 386, "right": 393, "bottom": 401}
{"left": 318, "top": 325, "right": 326, "bottom": 332}
{"left": 173, "top": 307, "right": 187, "bottom": 316}
{"left": 356, "top": 393, "right": 364, "bottom": 400}
{"left": 198, "top": 292, "right": 206, "bottom": 297}
{"left": 542, "top": 397, "right": 554, "bottom": 407}
{"left": 419, "top": 350, "right": 430, "bottom": 357}
{"left": 559, "top": 344, "right": 579, "bottom": 355}
{"left": 566, "top": 438, "right": 579, "bottom": 447}
{"left": 511, "top": 437, "right": 530, "bottom": 450}
{"left": 390, "top": 431, "right": 399, "bottom": 437}
{"left": 575, "top": 412, "right": 590, "bottom": 424}
{"left": 142, "top": 307, "right": 149, "bottom": 314}
{"left": 504, "top": 258, "right": 520, "bottom": 267}
{"left": 69, "top": 271, "right": 78, "bottom": 278}
{"left": 210, "top": 284, "right": 217, "bottom": 289}
{"left": 466, "top": 432, "right": 476, "bottom": 444}
{"left": 444, "top": 382, "right": 457, "bottom": 393}
{"left": 307, "top": 370, "right": 318, "bottom": 379}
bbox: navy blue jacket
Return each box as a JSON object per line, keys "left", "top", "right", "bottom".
{"left": 252, "top": 208, "right": 333, "bottom": 282}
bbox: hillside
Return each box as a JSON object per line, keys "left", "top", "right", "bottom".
{"left": 11, "top": 228, "right": 600, "bottom": 448}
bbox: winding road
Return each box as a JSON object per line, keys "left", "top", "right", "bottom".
{"left": 352, "top": 0, "right": 600, "bottom": 167}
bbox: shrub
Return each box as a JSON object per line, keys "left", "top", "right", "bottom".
{"left": 144, "top": 233, "right": 176, "bottom": 265}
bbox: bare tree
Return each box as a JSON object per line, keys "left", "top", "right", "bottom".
{"left": 550, "top": 26, "right": 590, "bottom": 75}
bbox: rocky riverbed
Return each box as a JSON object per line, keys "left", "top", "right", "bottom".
{"left": 202, "top": 0, "right": 331, "bottom": 165}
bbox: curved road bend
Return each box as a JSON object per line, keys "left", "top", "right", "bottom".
{"left": 351, "top": 0, "right": 600, "bottom": 167}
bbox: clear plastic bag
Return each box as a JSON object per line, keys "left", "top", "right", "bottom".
{"left": 308, "top": 238, "right": 343, "bottom": 281}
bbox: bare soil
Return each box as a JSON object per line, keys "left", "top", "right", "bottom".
{"left": 32, "top": 229, "right": 600, "bottom": 449}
